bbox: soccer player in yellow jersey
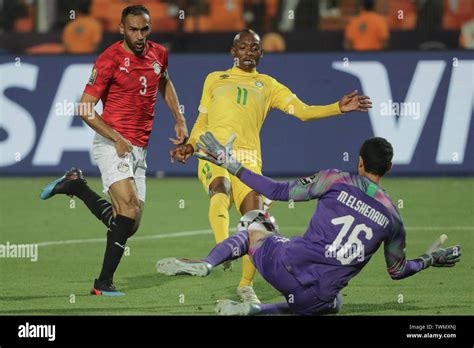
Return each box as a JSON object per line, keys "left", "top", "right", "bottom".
{"left": 170, "top": 29, "right": 372, "bottom": 303}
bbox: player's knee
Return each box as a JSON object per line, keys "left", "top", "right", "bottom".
{"left": 286, "top": 290, "right": 342, "bottom": 316}
{"left": 239, "top": 191, "right": 262, "bottom": 215}
{"left": 125, "top": 201, "right": 144, "bottom": 238}
{"left": 116, "top": 197, "right": 140, "bottom": 219}
{"left": 209, "top": 178, "right": 231, "bottom": 196}
{"left": 302, "top": 293, "right": 343, "bottom": 316}
{"left": 248, "top": 230, "right": 273, "bottom": 248}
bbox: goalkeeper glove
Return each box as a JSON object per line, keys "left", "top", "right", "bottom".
{"left": 416, "top": 237, "right": 461, "bottom": 269}
{"left": 194, "top": 132, "right": 244, "bottom": 176}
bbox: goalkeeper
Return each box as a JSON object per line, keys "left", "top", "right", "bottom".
{"left": 157, "top": 133, "right": 461, "bottom": 315}
{"left": 170, "top": 29, "right": 372, "bottom": 304}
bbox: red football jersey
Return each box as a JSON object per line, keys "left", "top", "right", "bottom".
{"left": 84, "top": 40, "right": 168, "bottom": 147}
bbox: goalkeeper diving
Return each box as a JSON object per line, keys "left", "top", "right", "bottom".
{"left": 170, "top": 29, "right": 372, "bottom": 304}
{"left": 157, "top": 132, "right": 462, "bottom": 315}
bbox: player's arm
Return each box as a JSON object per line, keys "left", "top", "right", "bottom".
{"left": 271, "top": 80, "right": 372, "bottom": 121}
{"left": 383, "top": 216, "right": 425, "bottom": 280}
{"left": 239, "top": 168, "right": 341, "bottom": 202}
{"left": 194, "top": 132, "right": 340, "bottom": 201}
{"left": 170, "top": 73, "right": 212, "bottom": 164}
{"left": 384, "top": 213, "right": 461, "bottom": 280}
{"left": 159, "top": 70, "right": 189, "bottom": 145}
{"left": 170, "top": 112, "right": 208, "bottom": 163}
{"left": 81, "top": 57, "right": 133, "bottom": 157}
{"left": 78, "top": 92, "right": 132, "bottom": 157}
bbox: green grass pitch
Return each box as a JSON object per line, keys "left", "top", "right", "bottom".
{"left": 0, "top": 176, "right": 472, "bottom": 315}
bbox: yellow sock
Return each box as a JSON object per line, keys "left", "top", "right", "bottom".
{"left": 239, "top": 255, "right": 256, "bottom": 288}
{"left": 209, "top": 193, "right": 230, "bottom": 244}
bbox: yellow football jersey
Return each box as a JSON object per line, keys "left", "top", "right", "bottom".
{"left": 188, "top": 66, "right": 341, "bottom": 168}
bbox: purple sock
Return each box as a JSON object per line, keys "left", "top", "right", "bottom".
{"left": 259, "top": 302, "right": 292, "bottom": 315}
{"left": 205, "top": 230, "right": 249, "bottom": 267}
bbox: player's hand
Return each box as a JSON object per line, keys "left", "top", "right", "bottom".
{"left": 170, "top": 144, "right": 194, "bottom": 164}
{"left": 338, "top": 89, "right": 372, "bottom": 113}
{"left": 115, "top": 136, "right": 133, "bottom": 157}
{"left": 194, "top": 132, "right": 243, "bottom": 176}
{"left": 169, "top": 120, "right": 189, "bottom": 145}
{"left": 430, "top": 245, "right": 461, "bottom": 267}
{"left": 416, "top": 235, "right": 461, "bottom": 268}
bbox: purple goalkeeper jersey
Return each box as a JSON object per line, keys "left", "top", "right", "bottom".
{"left": 238, "top": 168, "right": 423, "bottom": 302}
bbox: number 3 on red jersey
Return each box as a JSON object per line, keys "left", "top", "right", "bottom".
{"left": 139, "top": 76, "right": 147, "bottom": 95}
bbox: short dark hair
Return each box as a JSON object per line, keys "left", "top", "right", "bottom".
{"left": 233, "top": 29, "right": 260, "bottom": 47}
{"left": 121, "top": 5, "right": 150, "bottom": 23}
{"left": 359, "top": 137, "right": 393, "bottom": 176}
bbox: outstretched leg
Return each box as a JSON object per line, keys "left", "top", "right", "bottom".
{"left": 156, "top": 229, "right": 252, "bottom": 276}
{"left": 40, "top": 168, "right": 114, "bottom": 227}
{"left": 156, "top": 229, "right": 272, "bottom": 277}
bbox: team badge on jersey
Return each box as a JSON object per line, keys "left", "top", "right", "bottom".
{"left": 153, "top": 62, "right": 162, "bottom": 75}
{"left": 88, "top": 67, "right": 97, "bottom": 86}
{"left": 255, "top": 81, "right": 264, "bottom": 88}
{"left": 117, "top": 161, "right": 130, "bottom": 173}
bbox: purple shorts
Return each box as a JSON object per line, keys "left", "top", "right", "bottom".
{"left": 251, "top": 234, "right": 341, "bottom": 315}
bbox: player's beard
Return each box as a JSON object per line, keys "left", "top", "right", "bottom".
{"left": 125, "top": 36, "right": 146, "bottom": 56}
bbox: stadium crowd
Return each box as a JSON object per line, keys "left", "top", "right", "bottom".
{"left": 0, "top": 0, "right": 472, "bottom": 53}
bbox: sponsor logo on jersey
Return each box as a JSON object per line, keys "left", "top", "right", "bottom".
{"left": 255, "top": 81, "right": 264, "bottom": 88}
{"left": 219, "top": 74, "right": 230, "bottom": 79}
{"left": 87, "top": 67, "right": 97, "bottom": 85}
{"left": 119, "top": 66, "right": 129, "bottom": 73}
{"left": 153, "top": 62, "right": 162, "bottom": 75}
{"left": 298, "top": 174, "right": 317, "bottom": 186}
{"left": 117, "top": 161, "right": 130, "bottom": 173}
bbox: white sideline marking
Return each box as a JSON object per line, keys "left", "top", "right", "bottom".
{"left": 32, "top": 225, "right": 474, "bottom": 248}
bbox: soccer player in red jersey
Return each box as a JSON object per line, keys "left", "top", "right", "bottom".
{"left": 40, "top": 5, "right": 188, "bottom": 296}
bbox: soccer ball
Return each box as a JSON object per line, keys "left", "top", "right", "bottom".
{"left": 237, "top": 209, "right": 279, "bottom": 233}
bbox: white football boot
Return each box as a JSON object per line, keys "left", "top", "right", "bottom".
{"left": 215, "top": 300, "right": 261, "bottom": 316}
{"left": 156, "top": 258, "right": 212, "bottom": 277}
{"left": 237, "top": 285, "right": 261, "bottom": 304}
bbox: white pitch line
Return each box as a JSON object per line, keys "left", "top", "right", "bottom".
{"left": 405, "top": 226, "right": 474, "bottom": 231}
{"left": 32, "top": 225, "right": 474, "bottom": 248}
{"left": 35, "top": 229, "right": 213, "bottom": 247}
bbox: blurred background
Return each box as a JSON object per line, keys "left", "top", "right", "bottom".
{"left": 1, "top": 0, "right": 473, "bottom": 53}
{"left": 0, "top": 0, "right": 472, "bottom": 177}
